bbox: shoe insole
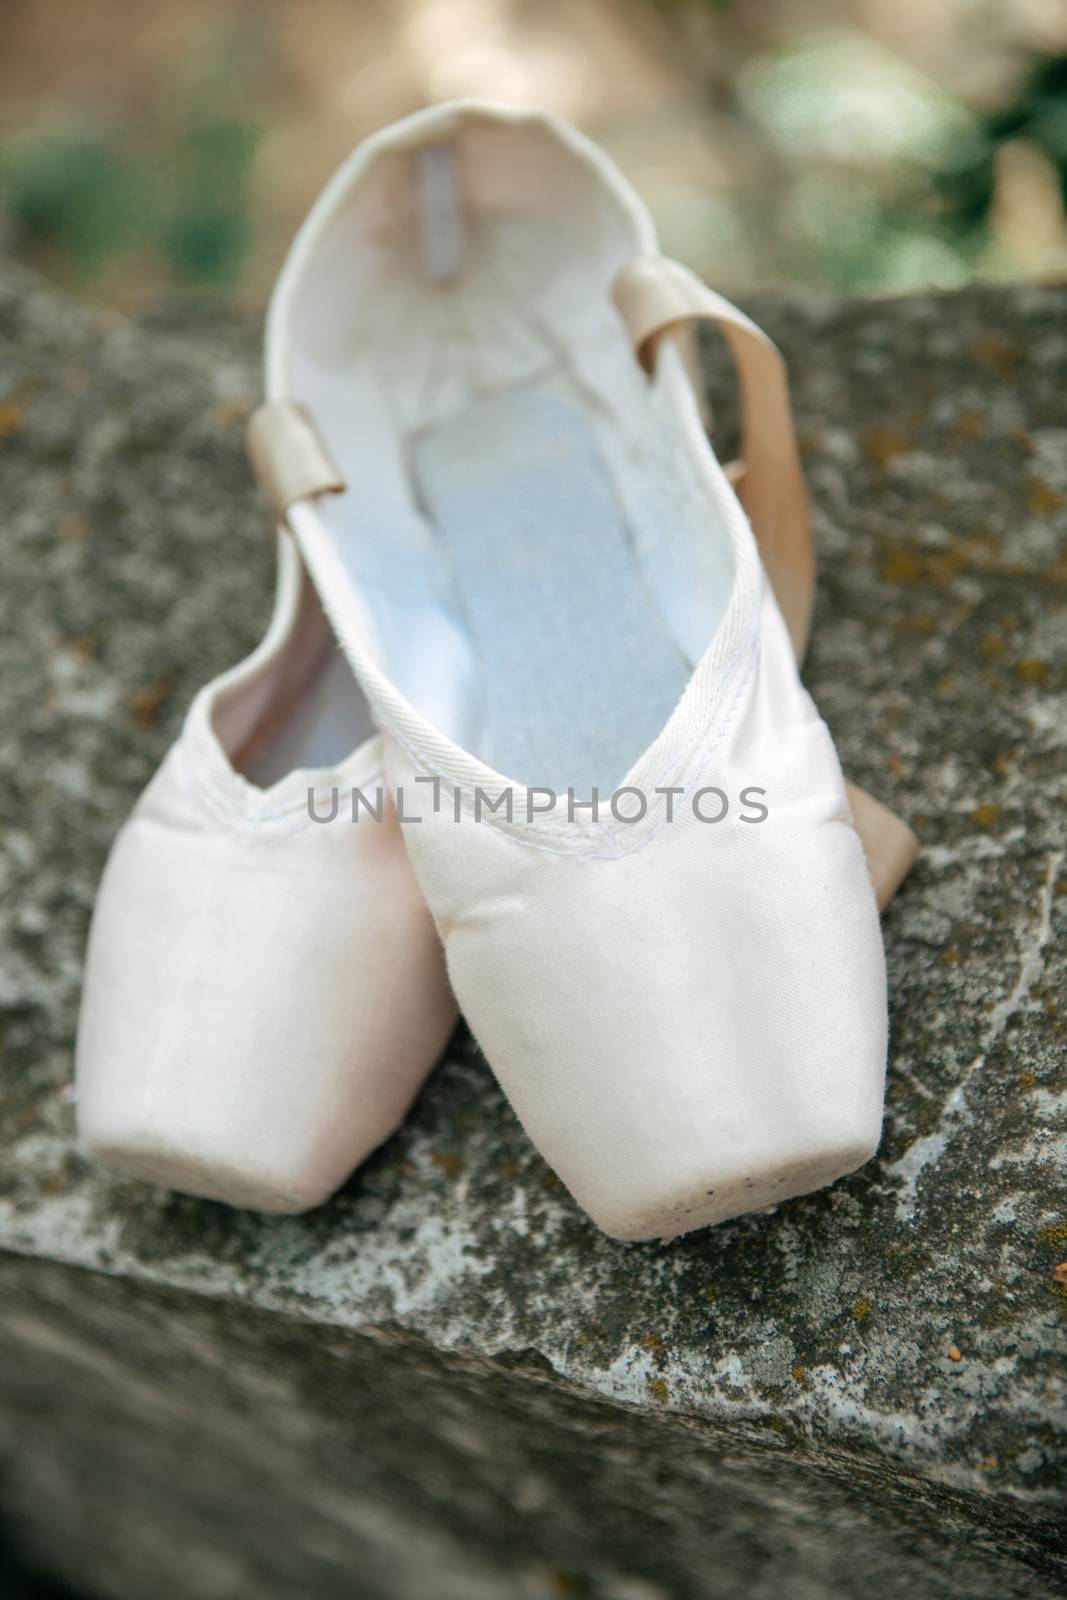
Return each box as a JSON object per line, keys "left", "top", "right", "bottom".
{"left": 411, "top": 384, "right": 693, "bottom": 793}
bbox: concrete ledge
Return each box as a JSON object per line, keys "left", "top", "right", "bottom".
{"left": 0, "top": 265, "right": 1064, "bottom": 1598}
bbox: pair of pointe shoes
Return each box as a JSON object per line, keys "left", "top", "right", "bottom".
{"left": 76, "top": 102, "right": 917, "bottom": 1241}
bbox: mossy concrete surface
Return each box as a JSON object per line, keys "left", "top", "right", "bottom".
{"left": 0, "top": 265, "right": 1064, "bottom": 1598}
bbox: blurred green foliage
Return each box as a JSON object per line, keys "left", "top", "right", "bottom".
{"left": 157, "top": 116, "right": 259, "bottom": 285}
{"left": 732, "top": 32, "right": 1067, "bottom": 291}
{"left": 0, "top": 10, "right": 1064, "bottom": 300}
{"left": 0, "top": 114, "right": 259, "bottom": 288}
{"left": 0, "top": 15, "right": 264, "bottom": 293}
{"left": 2, "top": 131, "right": 134, "bottom": 274}
{"left": 943, "top": 53, "right": 1067, "bottom": 227}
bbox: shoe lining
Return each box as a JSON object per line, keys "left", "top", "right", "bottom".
{"left": 241, "top": 648, "right": 369, "bottom": 788}
{"left": 218, "top": 576, "right": 373, "bottom": 789}
{"left": 283, "top": 125, "right": 739, "bottom": 792}
{"left": 311, "top": 333, "right": 738, "bottom": 795}
{"left": 410, "top": 381, "right": 694, "bottom": 793}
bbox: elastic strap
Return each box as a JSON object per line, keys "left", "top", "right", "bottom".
{"left": 246, "top": 399, "right": 346, "bottom": 523}
{"left": 614, "top": 256, "right": 917, "bottom": 909}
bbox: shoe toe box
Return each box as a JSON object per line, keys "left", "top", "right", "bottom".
{"left": 76, "top": 773, "right": 454, "bottom": 1211}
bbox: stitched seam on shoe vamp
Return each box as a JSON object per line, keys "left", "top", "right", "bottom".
{"left": 288, "top": 472, "right": 762, "bottom": 857}
{"left": 179, "top": 750, "right": 387, "bottom": 842}
{"left": 187, "top": 777, "right": 386, "bottom": 842}
{"left": 386, "top": 636, "right": 755, "bottom": 860}
{"left": 363, "top": 497, "right": 762, "bottom": 852}
{"left": 386, "top": 634, "right": 758, "bottom": 863}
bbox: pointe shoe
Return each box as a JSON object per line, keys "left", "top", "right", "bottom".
{"left": 76, "top": 527, "right": 457, "bottom": 1211}
{"left": 247, "top": 100, "right": 916, "bottom": 1238}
